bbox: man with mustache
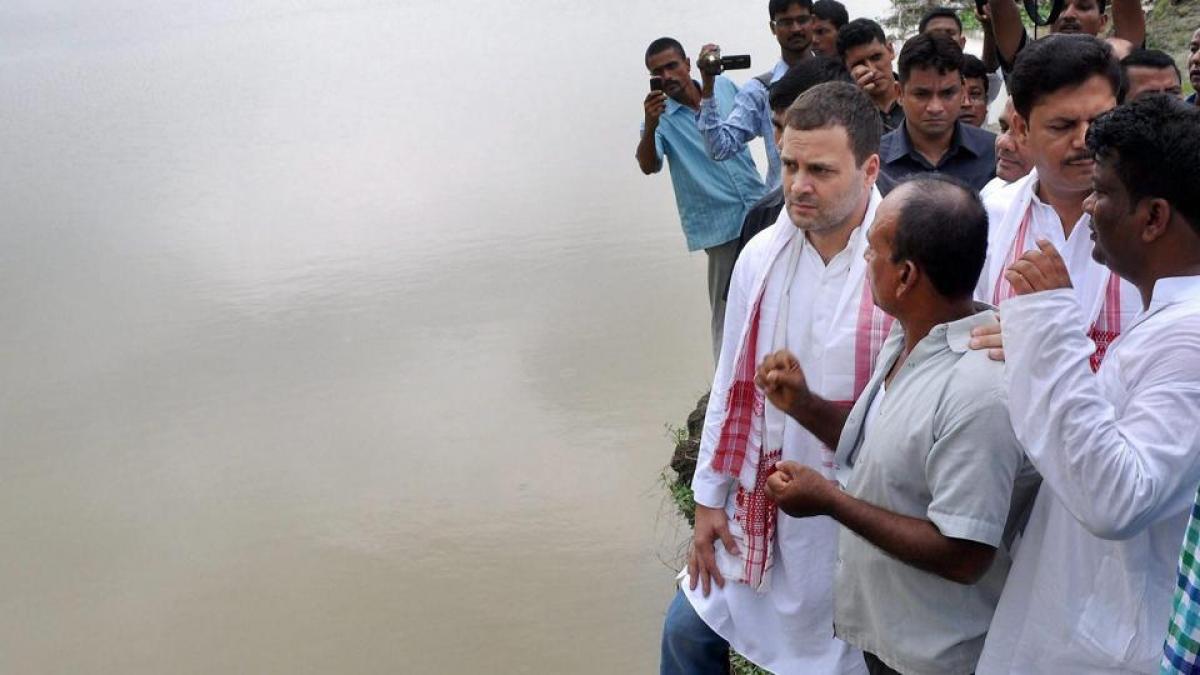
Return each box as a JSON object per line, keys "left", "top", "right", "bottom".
{"left": 697, "top": 0, "right": 817, "bottom": 192}
{"left": 875, "top": 34, "right": 996, "bottom": 195}
{"left": 986, "top": 0, "right": 1145, "bottom": 76}
{"left": 837, "top": 19, "right": 905, "bottom": 132}
{"left": 972, "top": 35, "right": 1140, "bottom": 373}
{"left": 980, "top": 96, "right": 1032, "bottom": 199}
{"left": 975, "top": 95, "right": 1200, "bottom": 675}
{"left": 660, "top": 82, "right": 890, "bottom": 675}
{"left": 637, "top": 38, "right": 767, "bottom": 363}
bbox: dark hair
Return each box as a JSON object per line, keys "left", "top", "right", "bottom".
{"left": 770, "top": 0, "right": 813, "bottom": 20}
{"left": 897, "top": 33, "right": 964, "bottom": 83}
{"left": 1119, "top": 49, "right": 1182, "bottom": 102}
{"left": 918, "top": 7, "right": 963, "bottom": 34}
{"left": 812, "top": 0, "right": 849, "bottom": 28}
{"left": 783, "top": 81, "right": 883, "bottom": 165}
{"left": 890, "top": 174, "right": 989, "bottom": 299}
{"left": 836, "top": 18, "right": 887, "bottom": 59}
{"left": 1009, "top": 35, "right": 1119, "bottom": 120}
{"left": 1086, "top": 95, "right": 1200, "bottom": 235}
{"left": 961, "top": 54, "right": 989, "bottom": 95}
{"left": 770, "top": 56, "right": 853, "bottom": 110}
{"left": 645, "top": 37, "right": 686, "bottom": 66}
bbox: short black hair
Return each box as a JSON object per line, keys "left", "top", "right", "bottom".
{"left": 898, "top": 33, "right": 964, "bottom": 83}
{"left": 961, "top": 54, "right": 989, "bottom": 95}
{"left": 1086, "top": 94, "right": 1200, "bottom": 236}
{"left": 812, "top": 0, "right": 849, "bottom": 28}
{"left": 918, "top": 7, "right": 963, "bottom": 34}
{"left": 1009, "top": 35, "right": 1119, "bottom": 120}
{"left": 1119, "top": 49, "right": 1182, "bottom": 102}
{"left": 770, "top": 0, "right": 813, "bottom": 20}
{"left": 836, "top": 18, "right": 887, "bottom": 59}
{"left": 770, "top": 56, "right": 853, "bottom": 110}
{"left": 890, "top": 174, "right": 989, "bottom": 299}
{"left": 645, "top": 37, "right": 686, "bottom": 66}
{"left": 783, "top": 81, "right": 883, "bottom": 165}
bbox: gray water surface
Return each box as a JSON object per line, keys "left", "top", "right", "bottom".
{"left": 0, "top": 1, "right": 885, "bottom": 671}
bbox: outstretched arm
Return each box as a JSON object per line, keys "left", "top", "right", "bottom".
{"left": 986, "top": 0, "right": 1027, "bottom": 68}
{"left": 1111, "top": 0, "right": 1146, "bottom": 47}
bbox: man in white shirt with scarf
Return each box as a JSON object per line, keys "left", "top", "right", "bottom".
{"left": 660, "top": 81, "right": 888, "bottom": 675}
{"left": 972, "top": 35, "right": 1141, "bottom": 370}
{"left": 975, "top": 95, "right": 1200, "bottom": 673}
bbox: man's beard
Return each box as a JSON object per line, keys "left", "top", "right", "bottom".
{"left": 789, "top": 179, "right": 864, "bottom": 233}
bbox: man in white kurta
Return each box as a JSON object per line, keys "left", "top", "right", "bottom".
{"left": 660, "top": 82, "right": 888, "bottom": 675}
{"left": 975, "top": 95, "right": 1200, "bottom": 674}
{"left": 973, "top": 38, "right": 1141, "bottom": 373}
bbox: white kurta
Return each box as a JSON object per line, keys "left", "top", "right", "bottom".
{"left": 977, "top": 276, "right": 1200, "bottom": 674}
{"left": 683, "top": 189, "right": 883, "bottom": 675}
{"left": 976, "top": 170, "right": 1141, "bottom": 330}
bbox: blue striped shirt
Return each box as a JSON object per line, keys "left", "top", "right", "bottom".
{"left": 641, "top": 76, "right": 767, "bottom": 252}
{"left": 697, "top": 60, "right": 789, "bottom": 191}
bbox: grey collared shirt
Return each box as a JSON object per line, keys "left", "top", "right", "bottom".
{"left": 831, "top": 306, "right": 1033, "bottom": 675}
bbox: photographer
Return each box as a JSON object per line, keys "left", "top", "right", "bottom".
{"left": 696, "top": 0, "right": 817, "bottom": 191}
{"left": 637, "top": 37, "right": 766, "bottom": 364}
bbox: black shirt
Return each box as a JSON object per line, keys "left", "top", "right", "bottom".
{"left": 876, "top": 121, "right": 997, "bottom": 195}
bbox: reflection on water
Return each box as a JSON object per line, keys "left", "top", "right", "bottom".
{"left": 0, "top": 0, "right": 885, "bottom": 672}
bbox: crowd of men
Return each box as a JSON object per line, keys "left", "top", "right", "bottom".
{"left": 636, "top": 1, "right": 1200, "bottom": 673}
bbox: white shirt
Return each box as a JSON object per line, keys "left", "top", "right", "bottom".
{"left": 683, "top": 190, "right": 882, "bottom": 675}
{"left": 976, "top": 170, "right": 1141, "bottom": 332}
{"left": 977, "top": 276, "right": 1200, "bottom": 674}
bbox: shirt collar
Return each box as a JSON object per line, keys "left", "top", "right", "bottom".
{"left": 665, "top": 80, "right": 703, "bottom": 115}
{"left": 770, "top": 59, "right": 789, "bottom": 82}
{"left": 940, "top": 304, "right": 999, "bottom": 354}
{"left": 884, "top": 121, "right": 983, "bottom": 165}
{"left": 1147, "top": 275, "right": 1200, "bottom": 310}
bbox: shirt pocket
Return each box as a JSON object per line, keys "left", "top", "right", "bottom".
{"left": 1074, "top": 554, "right": 1154, "bottom": 666}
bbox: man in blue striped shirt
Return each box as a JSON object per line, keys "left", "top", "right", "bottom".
{"left": 696, "top": 0, "right": 819, "bottom": 192}
{"left": 638, "top": 38, "right": 767, "bottom": 362}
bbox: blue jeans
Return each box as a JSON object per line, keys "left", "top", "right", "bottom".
{"left": 660, "top": 589, "right": 730, "bottom": 675}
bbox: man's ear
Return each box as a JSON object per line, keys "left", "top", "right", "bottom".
{"left": 1141, "top": 197, "right": 1172, "bottom": 244}
{"left": 862, "top": 153, "right": 881, "bottom": 189}
{"left": 897, "top": 260, "right": 919, "bottom": 297}
{"left": 1012, "top": 110, "right": 1030, "bottom": 145}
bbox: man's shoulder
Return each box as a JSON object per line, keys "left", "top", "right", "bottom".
{"left": 959, "top": 123, "right": 997, "bottom": 155}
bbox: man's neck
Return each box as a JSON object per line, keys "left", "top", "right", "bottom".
{"left": 805, "top": 193, "right": 870, "bottom": 264}
{"left": 888, "top": 297, "right": 978, "bottom": 383}
{"left": 782, "top": 47, "right": 811, "bottom": 67}
{"left": 675, "top": 80, "right": 702, "bottom": 110}
{"left": 905, "top": 120, "right": 954, "bottom": 166}
{"left": 1034, "top": 178, "right": 1089, "bottom": 237}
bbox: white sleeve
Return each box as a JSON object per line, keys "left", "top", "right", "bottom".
{"left": 1002, "top": 290, "right": 1200, "bottom": 539}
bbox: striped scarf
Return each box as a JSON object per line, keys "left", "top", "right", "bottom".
{"left": 711, "top": 230, "right": 892, "bottom": 591}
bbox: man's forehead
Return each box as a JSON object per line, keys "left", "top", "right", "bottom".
{"left": 646, "top": 49, "right": 684, "bottom": 68}
{"left": 775, "top": 2, "right": 812, "bottom": 17}
{"left": 779, "top": 125, "right": 853, "bottom": 155}
{"left": 1128, "top": 65, "right": 1180, "bottom": 81}
{"left": 926, "top": 17, "right": 960, "bottom": 33}
{"left": 905, "top": 67, "right": 962, "bottom": 85}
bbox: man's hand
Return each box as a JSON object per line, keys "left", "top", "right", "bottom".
{"left": 643, "top": 90, "right": 667, "bottom": 129}
{"left": 969, "top": 317, "right": 1005, "bottom": 362}
{"left": 851, "top": 64, "right": 879, "bottom": 95}
{"left": 765, "top": 460, "right": 838, "bottom": 518}
{"left": 687, "top": 504, "right": 740, "bottom": 597}
{"left": 755, "top": 350, "right": 812, "bottom": 420}
{"left": 698, "top": 43, "right": 720, "bottom": 97}
{"left": 1003, "top": 239, "right": 1073, "bottom": 295}
{"left": 974, "top": 2, "right": 992, "bottom": 26}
